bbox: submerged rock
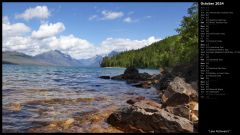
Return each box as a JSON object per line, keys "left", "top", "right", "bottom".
{"left": 126, "top": 96, "right": 145, "bottom": 105}
{"left": 5, "top": 102, "right": 22, "bottom": 112}
{"left": 107, "top": 98, "right": 193, "bottom": 133}
{"left": 99, "top": 76, "right": 111, "bottom": 79}
{"left": 63, "top": 118, "right": 75, "bottom": 129}
{"left": 131, "top": 81, "right": 152, "bottom": 89}
{"left": 111, "top": 75, "right": 124, "bottom": 80}
{"left": 26, "top": 97, "right": 105, "bottom": 106}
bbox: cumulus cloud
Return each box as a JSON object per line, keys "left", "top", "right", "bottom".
{"left": 3, "top": 16, "right": 9, "bottom": 24}
{"left": 2, "top": 18, "right": 95, "bottom": 58}
{"left": 123, "top": 17, "right": 138, "bottom": 23}
{"left": 31, "top": 22, "right": 65, "bottom": 39}
{"left": 98, "top": 36, "right": 161, "bottom": 55}
{"left": 3, "top": 23, "right": 31, "bottom": 38}
{"left": 89, "top": 15, "right": 97, "bottom": 20}
{"left": 15, "top": 6, "right": 50, "bottom": 20}
{"left": 3, "top": 17, "right": 160, "bottom": 60}
{"left": 123, "top": 17, "right": 132, "bottom": 23}
{"left": 3, "top": 36, "right": 33, "bottom": 51}
{"left": 3, "top": 35, "right": 94, "bottom": 59}
{"left": 2, "top": 16, "right": 31, "bottom": 38}
{"left": 48, "top": 35, "right": 93, "bottom": 50}
{"left": 101, "top": 10, "right": 124, "bottom": 20}
{"left": 41, "top": 35, "right": 95, "bottom": 59}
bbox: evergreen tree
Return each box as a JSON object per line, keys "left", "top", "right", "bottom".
{"left": 101, "top": 3, "right": 198, "bottom": 69}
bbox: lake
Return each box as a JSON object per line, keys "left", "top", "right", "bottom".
{"left": 2, "top": 64, "right": 161, "bottom": 132}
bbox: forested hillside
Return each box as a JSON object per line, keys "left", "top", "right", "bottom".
{"left": 101, "top": 3, "right": 198, "bottom": 69}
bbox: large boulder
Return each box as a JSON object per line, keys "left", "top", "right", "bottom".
{"left": 107, "top": 98, "right": 194, "bottom": 133}
{"left": 154, "top": 72, "right": 174, "bottom": 91}
{"left": 165, "top": 105, "right": 190, "bottom": 119}
{"left": 165, "top": 103, "right": 198, "bottom": 123}
{"left": 124, "top": 66, "right": 139, "bottom": 75}
{"left": 122, "top": 67, "right": 140, "bottom": 80}
{"left": 161, "top": 77, "right": 198, "bottom": 107}
{"left": 111, "top": 67, "right": 140, "bottom": 80}
{"left": 138, "top": 72, "right": 152, "bottom": 80}
{"left": 111, "top": 67, "right": 153, "bottom": 89}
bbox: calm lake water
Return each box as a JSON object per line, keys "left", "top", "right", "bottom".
{"left": 2, "top": 64, "right": 161, "bottom": 132}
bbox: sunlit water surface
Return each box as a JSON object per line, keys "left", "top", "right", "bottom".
{"left": 2, "top": 64, "right": 161, "bottom": 132}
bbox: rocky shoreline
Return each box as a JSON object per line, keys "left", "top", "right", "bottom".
{"left": 3, "top": 63, "right": 198, "bottom": 133}
{"left": 99, "top": 64, "right": 198, "bottom": 133}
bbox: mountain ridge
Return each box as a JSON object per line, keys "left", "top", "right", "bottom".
{"left": 2, "top": 50, "right": 119, "bottom": 67}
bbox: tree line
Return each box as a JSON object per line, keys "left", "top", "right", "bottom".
{"left": 101, "top": 3, "right": 198, "bottom": 69}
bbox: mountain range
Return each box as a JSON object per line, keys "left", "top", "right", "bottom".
{"left": 2, "top": 50, "right": 119, "bottom": 67}
{"left": 78, "top": 51, "right": 118, "bottom": 67}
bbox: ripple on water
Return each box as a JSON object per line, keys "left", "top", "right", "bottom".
{"left": 2, "top": 65, "right": 161, "bottom": 132}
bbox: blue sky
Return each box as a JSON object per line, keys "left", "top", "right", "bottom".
{"left": 3, "top": 2, "right": 193, "bottom": 59}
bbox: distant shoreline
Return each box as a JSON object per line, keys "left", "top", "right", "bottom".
{"left": 102, "top": 66, "right": 160, "bottom": 71}
{"left": 103, "top": 67, "right": 125, "bottom": 68}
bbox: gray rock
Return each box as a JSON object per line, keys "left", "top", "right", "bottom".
{"left": 124, "top": 66, "right": 139, "bottom": 75}
{"left": 154, "top": 72, "right": 174, "bottom": 91}
{"left": 111, "top": 75, "right": 124, "bottom": 80}
{"left": 107, "top": 99, "right": 193, "bottom": 133}
{"left": 99, "top": 76, "right": 111, "bottom": 79}
{"left": 162, "top": 77, "right": 198, "bottom": 107}
{"left": 126, "top": 96, "right": 145, "bottom": 105}
{"left": 131, "top": 81, "right": 152, "bottom": 89}
{"left": 165, "top": 105, "right": 190, "bottom": 119}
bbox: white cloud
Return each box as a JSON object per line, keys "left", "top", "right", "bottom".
{"left": 3, "top": 34, "right": 95, "bottom": 59}
{"left": 32, "top": 22, "right": 65, "bottom": 39}
{"left": 98, "top": 36, "right": 161, "bottom": 55}
{"left": 3, "top": 16, "right": 10, "bottom": 24}
{"left": 3, "top": 24, "right": 160, "bottom": 59}
{"left": 43, "top": 35, "right": 95, "bottom": 59}
{"left": 2, "top": 17, "right": 94, "bottom": 58}
{"left": 2, "top": 16, "right": 31, "bottom": 38}
{"left": 123, "top": 17, "right": 132, "bottom": 23}
{"left": 101, "top": 10, "right": 124, "bottom": 20}
{"left": 3, "top": 23, "right": 31, "bottom": 37}
{"left": 48, "top": 35, "right": 93, "bottom": 50}
{"left": 3, "top": 36, "right": 32, "bottom": 51}
{"left": 123, "top": 17, "right": 138, "bottom": 23}
{"left": 15, "top": 6, "right": 50, "bottom": 20}
{"left": 2, "top": 16, "right": 32, "bottom": 53}
{"left": 3, "top": 17, "right": 161, "bottom": 60}
{"left": 89, "top": 15, "right": 97, "bottom": 20}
